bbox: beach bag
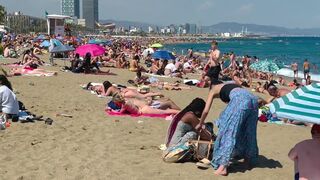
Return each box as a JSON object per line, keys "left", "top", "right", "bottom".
{"left": 189, "top": 129, "right": 214, "bottom": 161}
{"left": 162, "top": 142, "right": 193, "bottom": 163}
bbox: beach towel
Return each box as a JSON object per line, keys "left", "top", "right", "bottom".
{"left": 105, "top": 108, "right": 170, "bottom": 119}
{"left": 20, "top": 70, "right": 57, "bottom": 77}
{"left": 143, "top": 73, "right": 172, "bottom": 79}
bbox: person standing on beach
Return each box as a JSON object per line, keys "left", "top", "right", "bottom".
{"left": 196, "top": 74, "right": 259, "bottom": 176}
{"left": 288, "top": 124, "right": 320, "bottom": 180}
{"left": 204, "top": 41, "right": 221, "bottom": 80}
{"left": 291, "top": 62, "right": 298, "bottom": 79}
{"left": 303, "top": 59, "right": 310, "bottom": 79}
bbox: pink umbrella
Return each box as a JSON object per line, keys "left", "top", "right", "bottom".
{"left": 75, "top": 44, "right": 106, "bottom": 57}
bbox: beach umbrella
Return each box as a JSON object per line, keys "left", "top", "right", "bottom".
{"left": 250, "top": 59, "right": 283, "bottom": 73}
{"left": 40, "top": 40, "right": 50, "bottom": 48}
{"left": 75, "top": 44, "right": 105, "bottom": 57}
{"left": 150, "top": 43, "right": 163, "bottom": 48}
{"left": 142, "top": 48, "right": 154, "bottom": 57}
{"left": 35, "top": 34, "right": 47, "bottom": 41}
{"left": 269, "top": 83, "right": 320, "bottom": 124}
{"left": 49, "top": 45, "right": 74, "bottom": 53}
{"left": 152, "top": 50, "right": 176, "bottom": 60}
{"left": 88, "top": 39, "right": 112, "bottom": 45}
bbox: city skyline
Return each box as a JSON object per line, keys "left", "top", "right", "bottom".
{"left": 1, "top": 0, "right": 320, "bottom": 29}
{"left": 61, "top": 0, "right": 80, "bottom": 18}
{"left": 82, "top": 0, "right": 98, "bottom": 29}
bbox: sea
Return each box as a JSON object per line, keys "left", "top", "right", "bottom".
{"left": 166, "top": 37, "right": 320, "bottom": 81}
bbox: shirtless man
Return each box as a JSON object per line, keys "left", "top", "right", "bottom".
{"left": 291, "top": 62, "right": 298, "bottom": 79}
{"left": 206, "top": 40, "right": 220, "bottom": 69}
{"left": 266, "top": 84, "right": 291, "bottom": 103}
{"left": 303, "top": 59, "right": 310, "bottom": 80}
{"left": 288, "top": 124, "right": 320, "bottom": 180}
{"left": 204, "top": 40, "right": 221, "bottom": 80}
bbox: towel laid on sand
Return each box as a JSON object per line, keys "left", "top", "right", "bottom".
{"left": 105, "top": 108, "right": 170, "bottom": 119}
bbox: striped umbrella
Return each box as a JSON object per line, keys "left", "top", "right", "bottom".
{"left": 269, "top": 83, "right": 320, "bottom": 124}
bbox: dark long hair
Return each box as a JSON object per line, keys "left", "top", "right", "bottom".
{"left": 0, "top": 75, "right": 13, "bottom": 90}
{"left": 166, "top": 98, "right": 206, "bottom": 146}
{"left": 103, "top": 81, "right": 112, "bottom": 92}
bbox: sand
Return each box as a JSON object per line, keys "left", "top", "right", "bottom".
{"left": 0, "top": 56, "right": 311, "bottom": 180}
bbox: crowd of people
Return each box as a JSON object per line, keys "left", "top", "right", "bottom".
{"left": 0, "top": 32, "right": 319, "bottom": 178}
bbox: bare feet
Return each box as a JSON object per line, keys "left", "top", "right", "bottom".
{"left": 214, "top": 165, "right": 228, "bottom": 176}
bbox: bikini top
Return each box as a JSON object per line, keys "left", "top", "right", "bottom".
{"left": 220, "top": 84, "right": 241, "bottom": 103}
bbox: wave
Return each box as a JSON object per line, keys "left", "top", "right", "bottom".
{"left": 275, "top": 68, "right": 320, "bottom": 81}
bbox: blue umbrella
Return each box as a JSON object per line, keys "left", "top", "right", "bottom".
{"left": 49, "top": 45, "right": 74, "bottom": 53}
{"left": 152, "top": 50, "right": 176, "bottom": 60}
{"left": 36, "top": 34, "right": 46, "bottom": 40}
{"left": 40, "top": 40, "right": 50, "bottom": 48}
{"left": 89, "top": 39, "right": 112, "bottom": 45}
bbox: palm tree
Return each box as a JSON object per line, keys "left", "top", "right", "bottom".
{"left": 0, "top": 5, "right": 6, "bottom": 24}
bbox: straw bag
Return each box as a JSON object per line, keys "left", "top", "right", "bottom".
{"left": 189, "top": 130, "right": 214, "bottom": 160}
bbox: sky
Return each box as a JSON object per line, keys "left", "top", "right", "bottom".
{"left": 1, "top": 0, "right": 320, "bottom": 28}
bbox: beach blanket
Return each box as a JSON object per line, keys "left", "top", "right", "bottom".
{"left": 19, "top": 70, "right": 57, "bottom": 77}
{"left": 105, "top": 108, "right": 170, "bottom": 119}
{"left": 143, "top": 73, "right": 172, "bottom": 79}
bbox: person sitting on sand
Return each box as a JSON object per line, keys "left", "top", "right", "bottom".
{"left": 306, "top": 75, "right": 312, "bottom": 85}
{"left": 0, "top": 75, "right": 19, "bottom": 117}
{"left": 110, "top": 93, "right": 180, "bottom": 115}
{"left": 288, "top": 124, "right": 320, "bottom": 180}
{"left": 87, "top": 81, "right": 163, "bottom": 100}
{"left": 129, "top": 55, "right": 144, "bottom": 72}
{"left": 164, "top": 60, "right": 182, "bottom": 78}
{"left": 149, "top": 59, "right": 160, "bottom": 74}
{"left": 156, "top": 59, "right": 168, "bottom": 76}
{"left": 277, "top": 76, "right": 286, "bottom": 86}
{"left": 163, "top": 98, "right": 214, "bottom": 163}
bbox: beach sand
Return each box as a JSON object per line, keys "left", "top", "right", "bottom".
{"left": 0, "top": 56, "right": 310, "bottom": 180}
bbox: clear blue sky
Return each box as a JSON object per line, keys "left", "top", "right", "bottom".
{"left": 1, "top": 0, "right": 320, "bottom": 28}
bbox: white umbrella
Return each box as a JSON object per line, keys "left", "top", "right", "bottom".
{"left": 142, "top": 48, "right": 154, "bottom": 57}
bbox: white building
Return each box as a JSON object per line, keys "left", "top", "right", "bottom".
{"left": 148, "top": 26, "right": 154, "bottom": 33}
{"left": 77, "top": 19, "right": 86, "bottom": 27}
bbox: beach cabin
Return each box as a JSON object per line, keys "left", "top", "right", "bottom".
{"left": 46, "top": 14, "right": 71, "bottom": 36}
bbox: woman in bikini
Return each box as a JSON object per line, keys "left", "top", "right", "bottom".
{"left": 87, "top": 81, "right": 163, "bottom": 99}
{"left": 111, "top": 93, "right": 180, "bottom": 115}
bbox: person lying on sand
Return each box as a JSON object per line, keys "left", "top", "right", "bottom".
{"left": 288, "top": 124, "right": 320, "bottom": 180}
{"left": 266, "top": 83, "right": 291, "bottom": 103}
{"left": 110, "top": 93, "right": 180, "bottom": 115}
{"left": 10, "top": 60, "right": 57, "bottom": 76}
{"left": 86, "top": 81, "right": 163, "bottom": 99}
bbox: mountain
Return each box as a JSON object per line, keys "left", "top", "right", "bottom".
{"left": 99, "top": 19, "right": 158, "bottom": 31}
{"left": 99, "top": 20, "right": 320, "bottom": 36}
{"left": 202, "top": 22, "right": 320, "bottom": 36}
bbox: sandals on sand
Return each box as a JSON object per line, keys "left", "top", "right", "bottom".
{"left": 196, "top": 158, "right": 212, "bottom": 169}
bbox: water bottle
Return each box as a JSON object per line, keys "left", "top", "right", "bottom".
{"left": 0, "top": 114, "right": 7, "bottom": 130}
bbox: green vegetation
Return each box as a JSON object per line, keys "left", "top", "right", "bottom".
{"left": 0, "top": 5, "right": 6, "bottom": 24}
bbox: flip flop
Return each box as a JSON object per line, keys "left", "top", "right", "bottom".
{"left": 196, "top": 158, "right": 212, "bottom": 169}
{"left": 44, "top": 118, "right": 53, "bottom": 125}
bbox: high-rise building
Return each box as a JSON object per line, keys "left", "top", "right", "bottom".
{"left": 82, "top": 0, "right": 98, "bottom": 29}
{"left": 61, "top": 0, "right": 80, "bottom": 18}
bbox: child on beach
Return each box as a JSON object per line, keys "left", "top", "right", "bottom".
{"left": 288, "top": 124, "right": 320, "bottom": 180}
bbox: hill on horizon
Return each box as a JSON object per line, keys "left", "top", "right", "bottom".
{"left": 99, "top": 19, "right": 320, "bottom": 36}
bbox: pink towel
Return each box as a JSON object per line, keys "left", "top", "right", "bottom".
{"left": 105, "top": 109, "right": 170, "bottom": 118}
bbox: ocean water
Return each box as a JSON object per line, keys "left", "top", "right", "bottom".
{"left": 166, "top": 37, "right": 320, "bottom": 81}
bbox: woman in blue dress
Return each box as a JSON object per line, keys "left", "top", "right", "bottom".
{"left": 197, "top": 78, "right": 259, "bottom": 176}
